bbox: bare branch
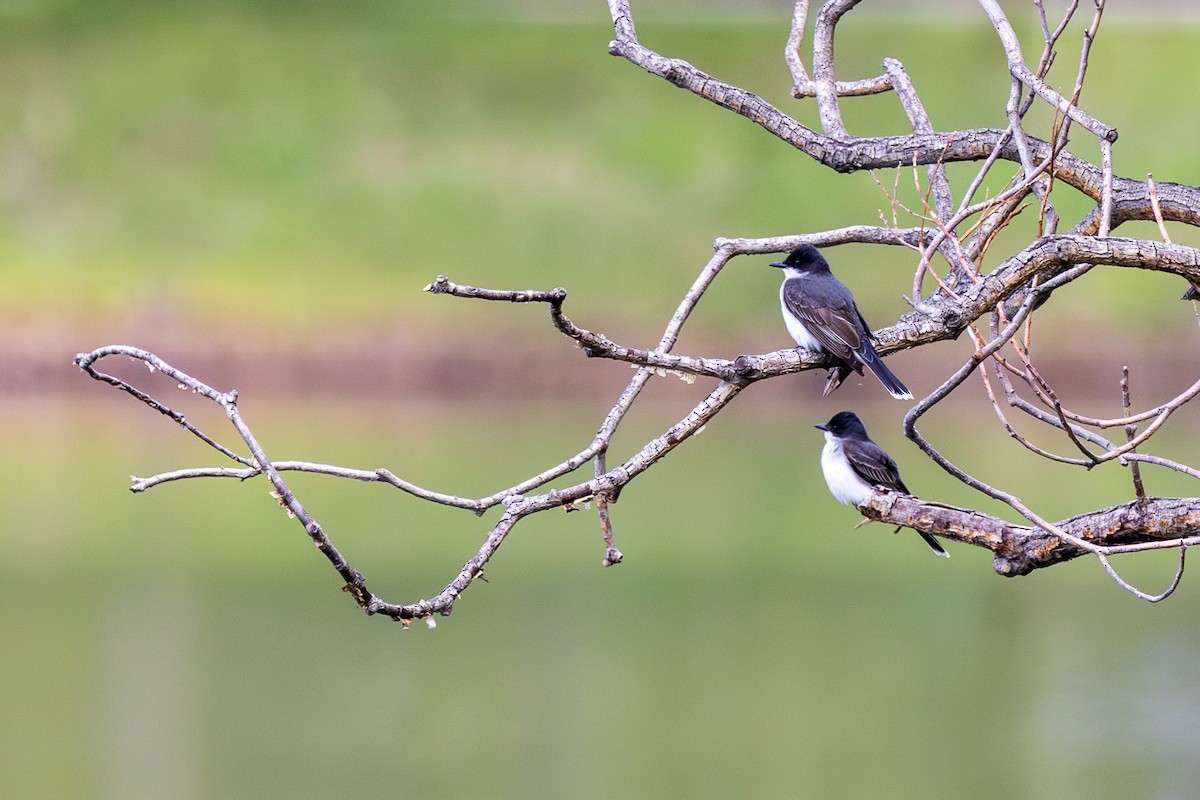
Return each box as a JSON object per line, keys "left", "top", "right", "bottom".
{"left": 860, "top": 493, "right": 1200, "bottom": 578}
{"left": 608, "top": 0, "right": 1200, "bottom": 232}
{"left": 786, "top": 1, "right": 892, "bottom": 99}
{"left": 1122, "top": 367, "right": 1147, "bottom": 503}
{"left": 979, "top": 0, "right": 1117, "bottom": 143}
{"left": 74, "top": 346, "right": 253, "bottom": 467}
{"left": 75, "top": 1, "right": 1200, "bottom": 620}
{"left": 809, "top": 0, "right": 857, "bottom": 137}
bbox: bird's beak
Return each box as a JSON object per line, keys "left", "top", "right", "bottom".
{"left": 768, "top": 260, "right": 787, "bottom": 268}
{"left": 814, "top": 423, "right": 828, "bottom": 431}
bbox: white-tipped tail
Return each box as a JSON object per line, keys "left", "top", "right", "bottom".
{"left": 860, "top": 348, "right": 913, "bottom": 400}
{"left": 919, "top": 532, "right": 950, "bottom": 558}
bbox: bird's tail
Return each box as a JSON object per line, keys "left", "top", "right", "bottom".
{"left": 859, "top": 347, "right": 913, "bottom": 400}
{"left": 918, "top": 531, "right": 950, "bottom": 558}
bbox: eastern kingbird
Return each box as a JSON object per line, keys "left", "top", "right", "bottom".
{"left": 814, "top": 411, "right": 948, "bottom": 558}
{"left": 770, "top": 244, "right": 912, "bottom": 400}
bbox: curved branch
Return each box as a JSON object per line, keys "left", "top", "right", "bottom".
{"left": 75, "top": 343, "right": 744, "bottom": 621}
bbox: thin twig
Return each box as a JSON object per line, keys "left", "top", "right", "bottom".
{"left": 1122, "top": 366, "right": 1147, "bottom": 502}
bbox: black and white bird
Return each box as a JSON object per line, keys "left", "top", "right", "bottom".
{"left": 770, "top": 244, "right": 912, "bottom": 400}
{"left": 814, "top": 411, "right": 948, "bottom": 558}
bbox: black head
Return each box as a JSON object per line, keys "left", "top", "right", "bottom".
{"left": 814, "top": 410, "right": 869, "bottom": 439}
{"left": 769, "top": 244, "right": 829, "bottom": 273}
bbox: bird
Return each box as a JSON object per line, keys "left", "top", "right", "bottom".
{"left": 814, "top": 410, "right": 948, "bottom": 558}
{"left": 770, "top": 244, "right": 912, "bottom": 400}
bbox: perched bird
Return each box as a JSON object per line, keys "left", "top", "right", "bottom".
{"left": 770, "top": 244, "right": 912, "bottom": 400}
{"left": 814, "top": 411, "right": 948, "bottom": 558}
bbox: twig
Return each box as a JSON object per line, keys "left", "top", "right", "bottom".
{"left": 1122, "top": 366, "right": 1147, "bottom": 503}
{"left": 73, "top": 347, "right": 253, "bottom": 467}
{"left": 786, "top": 0, "right": 892, "bottom": 99}
{"left": 809, "top": 0, "right": 860, "bottom": 138}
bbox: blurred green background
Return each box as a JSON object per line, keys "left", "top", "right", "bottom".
{"left": 5, "top": 2, "right": 1200, "bottom": 798}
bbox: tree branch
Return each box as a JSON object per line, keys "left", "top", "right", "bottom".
{"left": 860, "top": 493, "right": 1200, "bottom": 578}
{"left": 73, "top": 1, "right": 1200, "bottom": 621}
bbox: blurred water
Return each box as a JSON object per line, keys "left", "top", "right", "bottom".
{"left": 5, "top": 398, "right": 1200, "bottom": 799}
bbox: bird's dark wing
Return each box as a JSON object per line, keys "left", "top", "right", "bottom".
{"left": 781, "top": 281, "right": 866, "bottom": 372}
{"left": 842, "top": 439, "right": 909, "bottom": 494}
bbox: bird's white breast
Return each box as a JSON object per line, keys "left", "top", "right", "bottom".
{"left": 820, "top": 435, "right": 873, "bottom": 506}
{"left": 779, "top": 273, "right": 823, "bottom": 351}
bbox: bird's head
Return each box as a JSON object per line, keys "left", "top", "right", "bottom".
{"left": 814, "top": 410, "right": 869, "bottom": 439}
{"left": 769, "top": 244, "right": 829, "bottom": 274}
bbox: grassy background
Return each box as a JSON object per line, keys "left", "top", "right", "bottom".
{"left": 4, "top": 3, "right": 1200, "bottom": 799}
{"left": 4, "top": 2, "right": 1198, "bottom": 331}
